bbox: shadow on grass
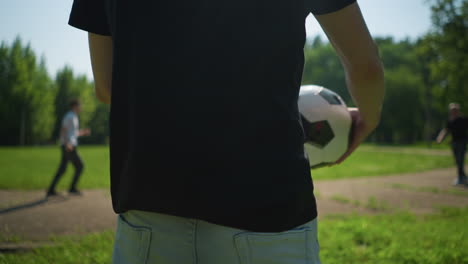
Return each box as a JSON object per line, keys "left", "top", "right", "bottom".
{"left": 0, "top": 247, "right": 32, "bottom": 254}
{"left": 0, "top": 196, "right": 68, "bottom": 215}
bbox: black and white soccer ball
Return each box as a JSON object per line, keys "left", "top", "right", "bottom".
{"left": 298, "top": 85, "right": 352, "bottom": 168}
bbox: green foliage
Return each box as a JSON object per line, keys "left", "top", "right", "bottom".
{"left": 0, "top": 38, "right": 56, "bottom": 145}
{"left": 376, "top": 65, "right": 424, "bottom": 143}
{"left": 413, "top": 0, "right": 468, "bottom": 139}
{"left": 302, "top": 0, "right": 468, "bottom": 144}
{"left": 428, "top": 0, "right": 468, "bottom": 108}
{"left": 0, "top": 37, "right": 109, "bottom": 145}
{"left": 80, "top": 103, "right": 110, "bottom": 145}
{"left": 303, "top": 36, "right": 349, "bottom": 104}
{"left": 1, "top": 0, "right": 466, "bottom": 146}
{"left": 303, "top": 36, "right": 432, "bottom": 144}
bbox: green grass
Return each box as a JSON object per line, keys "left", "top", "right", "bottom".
{"left": 337, "top": 196, "right": 361, "bottom": 207}
{"left": 0, "top": 144, "right": 456, "bottom": 189}
{"left": 311, "top": 146, "right": 454, "bottom": 180}
{"left": 2, "top": 208, "right": 467, "bottom": 264}
{"left": 331, "top": 194, "right": 352, "bottom": 204}
{"left": 0, "top": 231, "right": 114, "bottom": 264}
{"left": 319, "top": 207, "right": 468, "bottom": 264}
{"left": 331, "top": 195, "right": 392, "bottom": 210}
{"left": 0, "top": 146, "right": 110, "bottom": 190}
{"left": 365, "top": 196, "right": 391, "bottom": 211}
{"left": 365, "top": 141, "right": 452, "bottom": 150}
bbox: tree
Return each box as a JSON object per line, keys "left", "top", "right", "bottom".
{"left": 374, "top": 67, "right": 425, "bottom": 143}
{"left": 415, "top": 35, "right": 440, "bottom": 144}
{"left": 80, "top": 102, "right": 110, "bottom": 144}
{"left": 0, "top": 37, "right": 55, "bottom": 145}
{"left": 302, "top": 37, "right": 349, "bottom": 104}
{"left": 303, "top": 37, "right": 427, "bottom": 144}
{"left": 428, "top": 0, "right": 468, "bottom": 110}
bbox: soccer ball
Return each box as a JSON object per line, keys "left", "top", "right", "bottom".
{"left": 298, "top": 85, "right": 352, "bottom": 168}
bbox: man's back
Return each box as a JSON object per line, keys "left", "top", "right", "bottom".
{"left": 60, "top": 111, "right": 78, "bottom": 146}
{"left": 447, "top": 116, "right": 468, "bottom": 141}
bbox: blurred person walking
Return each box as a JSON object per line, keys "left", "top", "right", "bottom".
{"left": 437, "top": 103, "right": 468, "bottom": 185}
{"left": 46, "top": 99, "right": 90, "bottom": 197}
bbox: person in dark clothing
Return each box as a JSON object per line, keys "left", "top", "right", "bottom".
{"left": 68, "top": 0, "right": 385, "bottom": 263}
{"left": 437, "top": 103, "right": 468, "bottom": 185}
{"left": 46, "top": 99, "right": 90, "bottom": 197}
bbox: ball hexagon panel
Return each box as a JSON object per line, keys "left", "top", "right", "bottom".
{"left": 318, "top": 89, "right": 344, "bottom": 105}
{"left": 301, "top": 116, "right": 335, "bottom": 149}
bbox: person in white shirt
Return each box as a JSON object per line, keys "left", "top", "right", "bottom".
{"left": 46, "top": 99, "right": 90, "bottom": 197}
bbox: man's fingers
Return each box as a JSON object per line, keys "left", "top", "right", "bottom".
{"left": 335, "top": 150, "right": 351, "bottom": 164}
{"left": 335, "top": 140, "right": 359, "bottom": 164}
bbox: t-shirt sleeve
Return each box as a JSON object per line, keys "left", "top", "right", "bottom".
{"left": 68, "top": 0, "right": 111, "bottom": 36}
{"left": 308, "top": 0, "right": 357, "bottom": 15}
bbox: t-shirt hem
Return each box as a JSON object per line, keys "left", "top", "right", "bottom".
{"left": 113, "top": 204, "right": 317, "bottom": 233}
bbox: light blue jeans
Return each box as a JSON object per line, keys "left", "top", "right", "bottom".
{"left": 112, "top": 210, "right": 320, "bottom": 264}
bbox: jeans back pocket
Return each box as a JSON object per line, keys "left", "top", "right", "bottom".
{"left": 113, "top": 215, "right": 152, "bottom": 264}
{"left": 234, "top": 227, "right": 316, "bottom": 264}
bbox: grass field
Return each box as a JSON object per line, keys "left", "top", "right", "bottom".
{"left": 0, "top": 145, "right": 456, "bottom": 189}
{"left": 319, "top": 207, "right": 468, "bottom": 264}
{"left": 0, "top": 144, "right": 464, "bottom": 263}
{"left": 1, "top": 207, "right": 467, "bottom": 264}
{"left": 310, "top": 145, "right": 454, "bottom": 180}
{"left": 0, "top": 146, "right": 110, "bottom": 190}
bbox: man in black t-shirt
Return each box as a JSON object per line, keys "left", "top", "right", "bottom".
{"left": 437, "top": 103, "right": 468, "bottom": 185}
{"left": 69, "top": 0, "right": 384, "bottom": 263}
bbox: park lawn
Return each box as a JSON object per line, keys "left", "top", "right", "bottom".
{"left": 0, "top": 231, "right": 115, "bottom": 264}
{"left": 364, "top": 141, "right": 452, "bottom": 150}
{"left": 318, "top": 207, "right": 468, "bottom": 264}
{"left": 311, "top": 147, "right": 454, "bottom": 180}
{"left": 0, "top": 146, "right": 110, "bottom": 190}
{"left": 0, "top": 145, "right": 456, "bottom": 189}
{"left": 1, "top": 207, "right": 467, "bottom": 264}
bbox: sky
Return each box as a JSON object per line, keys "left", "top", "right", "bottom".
{"left": 0, "top": 0, "right": 433, "bottom": 80}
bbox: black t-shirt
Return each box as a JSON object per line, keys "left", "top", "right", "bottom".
{"left": 447, "top": 116, "right": 468, "bottom": 142}
{"left": 69, "top": 0, "right": 356, "bottom": 232}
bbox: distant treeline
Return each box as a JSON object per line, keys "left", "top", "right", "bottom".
{"left": 0, "top": 0, "right": 466, "bottom": 145}
{"left": 304, "top": 0, "right": 467, "bottom": 144}
{"left": 0, "top": 41, "right": 109, "bottom": 145}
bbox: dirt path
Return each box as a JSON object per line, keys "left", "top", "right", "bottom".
{"left": 0, "top": 166, "right": 467, "bottom": 248}
{"left": 0, "top": 190, "right": 115, "bottom": 243}
{"left": 315, "top": 166, "right": 468, "bottom": 216}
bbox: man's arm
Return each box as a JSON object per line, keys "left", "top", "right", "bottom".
{"left": 78, "top": 128, "right": 91, "bottom": 137}
{"left": 315, "top": 3, "right": 385, "bottom": 163}
{"left": 436, "top": 128, "right": 447, "bottom": 143}
{"left": 88, "top": 33, "right": 113, "bottom": 104}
